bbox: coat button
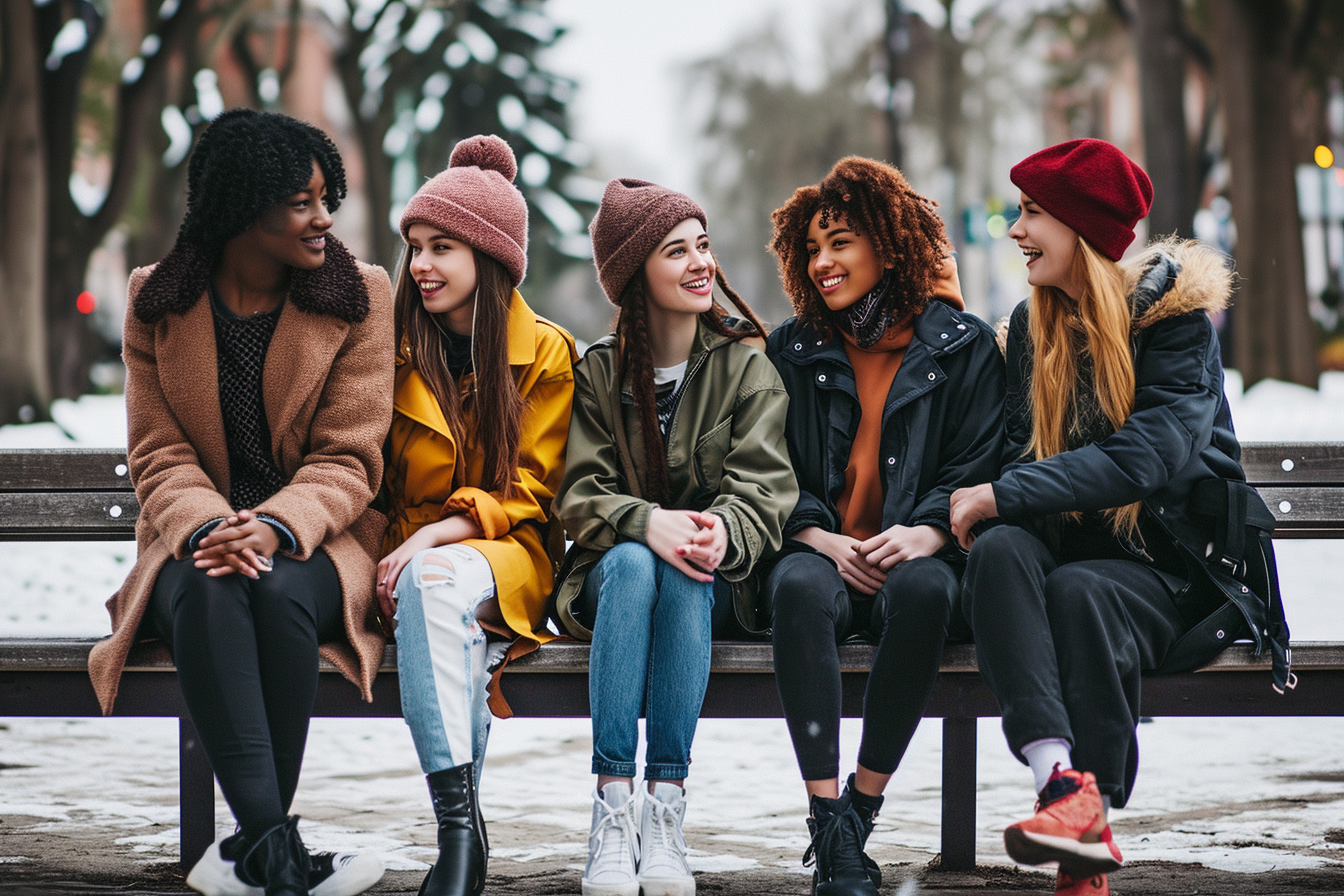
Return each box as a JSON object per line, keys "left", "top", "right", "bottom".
{"left": 794, "top": 342, "right": 803, "bottom": 351}
{"left": 818, "top": 374, "right": 827, "bottom": 383}
{"left": 927, "top": 372, "right": 936, "bottom": 381}
{"left": 957, "top": 324, "right": 967, "bottom": 330}
{"left": 816, "top": 339, "right": 824, "bottom": 345}
{"left": 1242, "top": 586, "right": 1249, "bottom": 593}
{"left": 887, "top": 456, "right": 896, "bottom": 465}
{"left": 1216, "top": 629, "right": 1225, "bottom": 639}
{"left": 940, "top": 333, "right": 948, "bottom": 339}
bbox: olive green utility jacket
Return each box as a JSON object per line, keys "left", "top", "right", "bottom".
{"left": 553, "top": 317, "right": 797, "bottom": 638}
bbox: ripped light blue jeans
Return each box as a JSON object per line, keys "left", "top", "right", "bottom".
{"left": 582, "top": 542, "right": 716, "bottom": 780}
{"left": 394, "top": 544, "right": 497, "bottom": 781}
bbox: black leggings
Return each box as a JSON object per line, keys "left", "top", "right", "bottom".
{"left": 765, "top": 551, "right": 961, "bottom": 781}
{"left": 148, "top": 552, "right": 344, "bottom": 839}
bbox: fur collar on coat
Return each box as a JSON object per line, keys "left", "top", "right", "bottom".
{"left": 132, "top": 235, "right": 370, "bottom": 324}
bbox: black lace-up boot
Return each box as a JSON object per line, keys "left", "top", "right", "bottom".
{"left": 803, "top": 776, "right": 883, "bottom": 896}
{"left": 236, "top": 816, "right": 308, "bottom": 896}
{"left": 418, "top": 763, "right": 488, "bottom": 896}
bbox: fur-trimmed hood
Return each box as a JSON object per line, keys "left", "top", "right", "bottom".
{"left": 1128, "top": 238, "right": 1232, "bottom": 329}
{"left": 132, "top": 235, "right": 370, "bottom": 324}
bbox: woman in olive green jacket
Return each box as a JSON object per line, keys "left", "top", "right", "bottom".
{"left": 553, "top": 179, "right": 796, "bottom": 896}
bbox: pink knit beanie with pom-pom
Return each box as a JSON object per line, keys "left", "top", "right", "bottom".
{"left": 399, "top": 135, "right": 528, "bottom": 285}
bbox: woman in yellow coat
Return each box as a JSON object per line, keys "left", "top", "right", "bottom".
{"left": 375, "top": 135, "right": 576, "bottom": 896}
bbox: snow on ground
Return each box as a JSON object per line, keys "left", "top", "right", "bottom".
{"left": 2, "top": 374, "right": 1343, "bottom": 876}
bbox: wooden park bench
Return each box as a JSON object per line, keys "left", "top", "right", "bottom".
{"left": 2, "top": 443, "right": 1342, "bottom": 873}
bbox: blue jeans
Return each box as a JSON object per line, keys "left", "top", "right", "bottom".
{"left": 583, "top": 542, "right": 715, "bottom": 780}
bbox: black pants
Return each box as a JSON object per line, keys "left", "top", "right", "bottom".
{"left": 148, "top": 552, "right": 344, "bottom": 839}
{"left": 960, "top": 524, "right": 1187, "bottom": 808}
{"left": 765, "top": 550, "right": 963, "bottom": 781}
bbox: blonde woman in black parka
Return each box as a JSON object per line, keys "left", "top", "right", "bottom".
{"left": 951, "top": 139, "right": 1289, "bottom": 896}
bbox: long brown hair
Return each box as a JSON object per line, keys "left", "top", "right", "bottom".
{"left": 393, "top": 247, "right": 524, "bottom": 496}
{"left": 614, "top": 265, "right": 767, "bottom": 505}
{"left": 769, "top": 156, "right": 948, "bottom": 333}
{"left": 1026, "top": 237, "right": 1140, "bottom": 537}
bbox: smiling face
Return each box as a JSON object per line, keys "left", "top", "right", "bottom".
{"left": 805, "top": 211, "right": 887, "bottom": 311}
{"left": 248, "top": 159, "right": 333, "bottom": 271}
{"left": 406, "top": 222, "right": 478, "bottom": 334}
{"left": 643, "top": 217, "right": 716, "bottom": 317}
{"left": 1008, "top": 192, "right": 1083, "bottom": 298}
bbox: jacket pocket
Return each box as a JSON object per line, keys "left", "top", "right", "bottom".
{"left": 692, "top": 418, "right": 733, "bottom": 497}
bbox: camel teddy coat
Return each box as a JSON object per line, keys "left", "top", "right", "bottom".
{"left": 88, "top": 238, "right": 394, "bottom": 715}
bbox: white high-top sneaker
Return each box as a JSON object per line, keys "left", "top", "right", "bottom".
{"left": 638, "top": 782, "right": 695, "bottom": 896}
{"left": 582, "top": 783, "right": 640, "bottom": 896}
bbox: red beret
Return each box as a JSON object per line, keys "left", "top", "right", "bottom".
{"left": 1010, "top": 139, "right": 1153, "bottom": 262}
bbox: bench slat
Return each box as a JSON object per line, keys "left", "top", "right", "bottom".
{"left": 0, "top": 448, "right": 133, "bottom": 490}
{"left": 0, "top": 492, "right": 139, "bottom": 538}
{"left": 1254, "top": 485, "right": 1344, "bottom": 532}
{"left": 5, "top": 638, "right": 1341, "bottom": 674}
{"left": 1241, "top": 442, "right": 1344, "bottom": 485}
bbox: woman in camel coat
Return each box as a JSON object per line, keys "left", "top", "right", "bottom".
{"left": 87, "top": 109, "right": 392, "bottom": 896}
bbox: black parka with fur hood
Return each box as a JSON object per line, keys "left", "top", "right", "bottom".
{"left": 994, "top": 240, "right": 1291, "bottom": 689}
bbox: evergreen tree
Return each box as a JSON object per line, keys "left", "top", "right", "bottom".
{"left": 332, "top": 0, "right": 596, "bottom": 298}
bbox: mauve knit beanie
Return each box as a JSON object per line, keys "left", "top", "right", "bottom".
{"left": 399, "top": 135, "right": 528, "bottom": 285}
{"left": 590, "top": 178, "right": 706, "bottom": 304}
{"left": 1010, "top": 138, "right": 1153, "bottom": 262}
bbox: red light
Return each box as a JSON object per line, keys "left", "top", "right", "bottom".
{"left": 76, "top": 291, "right": 95, "bottom": 314}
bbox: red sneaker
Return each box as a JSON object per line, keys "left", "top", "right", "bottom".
{"left": 1003, "top": 765, "right": 1123, "bottom": 876}
{"left": 1056, "top": 869, "right": 1108, "bottom": 895}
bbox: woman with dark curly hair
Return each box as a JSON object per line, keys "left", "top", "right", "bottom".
{"left": 87, "top": 108, "right": 392, "bottom": 896}
{"left": 762, "top": 156, "right": 1005, "bottom": 896}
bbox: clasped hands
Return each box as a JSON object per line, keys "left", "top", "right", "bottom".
{"left": 646, "top": 507, "right": 728, "bottom": 584}
{"left": 794, "top": 523, "right": 949, "bottom": 595}
{"left": 193, "top": 508, "right": 281, "bottom": 579}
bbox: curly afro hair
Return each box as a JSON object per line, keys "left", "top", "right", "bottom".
{"left": 177, "top": 108, "right": 347, "bottom": 259}
{"left": 769, "top": 156, "right": 948, "bottom": 333}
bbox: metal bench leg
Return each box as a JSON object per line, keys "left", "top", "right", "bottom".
{"left": 940, "top": 716, "right": 977, "bottom": 872}
{"left": 180, "top": 717, "right": 214, "bottom": 871}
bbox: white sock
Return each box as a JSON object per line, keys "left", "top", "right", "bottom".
{"left": 1021, "top": 738, "right": 1072, "bottom": 793}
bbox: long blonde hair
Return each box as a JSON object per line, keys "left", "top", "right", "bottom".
{"left": 1026, "top": 237, "right": 1141, "bottom": 538}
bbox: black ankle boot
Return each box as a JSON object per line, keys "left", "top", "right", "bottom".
{"left": 418, "top": 763, "right": 487, "bottom": 896}
{"left": 238, "top": 816, "right": 308, "bottom": 896}
{"left": 804, "top": 778, "right": 882, "bottom": 896}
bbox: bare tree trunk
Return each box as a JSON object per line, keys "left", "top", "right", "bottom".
{"left": 1134, "top": 0, "right": 1196, "bottom": 239}
{"left": 936, "top": 0, "right": 967, "bottom": 244}
{"left": 883, "top": 0, "right": 907, "bottom": 169}
{"left": 0, "top": 1, "right": 50, "bottom": 423}
{"left": 1210, "top": 0, "right": 1318, "bottom": 387}
{"left": 334, "top": 46, "right": 398, "bottom": 271}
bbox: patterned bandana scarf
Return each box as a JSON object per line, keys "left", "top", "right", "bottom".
{"left": 844, "top": 270, "right": 897, "bottom": 348}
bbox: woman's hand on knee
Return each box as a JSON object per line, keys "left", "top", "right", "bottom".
{"left": 858, "top": 524, "right": 948, "bottom": 571}
{"left": 794, "top": 527, "right": 886, "bottom": 595}
{"left": 949, "top": 483, "right": 998, "bottom": 550}
{"left": 193, "top": 510, "right": 279, "bottom": 579}
{"left": 646, "top": 508, "right": 715, "bottom": 583}
{"left": 375, "top": 515, "right": 482, "bottom": 617}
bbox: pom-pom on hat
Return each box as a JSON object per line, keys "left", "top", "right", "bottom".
{"left": 399, "top": 134, "right": 528, "bottom": 285}
{"left": 589, "top": 178, "right": 707, "bottom": 305}
{"left": 1010, "top": 138, "right": 1153, "bottom": 262}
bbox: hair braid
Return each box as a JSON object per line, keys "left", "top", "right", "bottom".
{"left": 616, "top": 275, "right": 670, "bottom": 504}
